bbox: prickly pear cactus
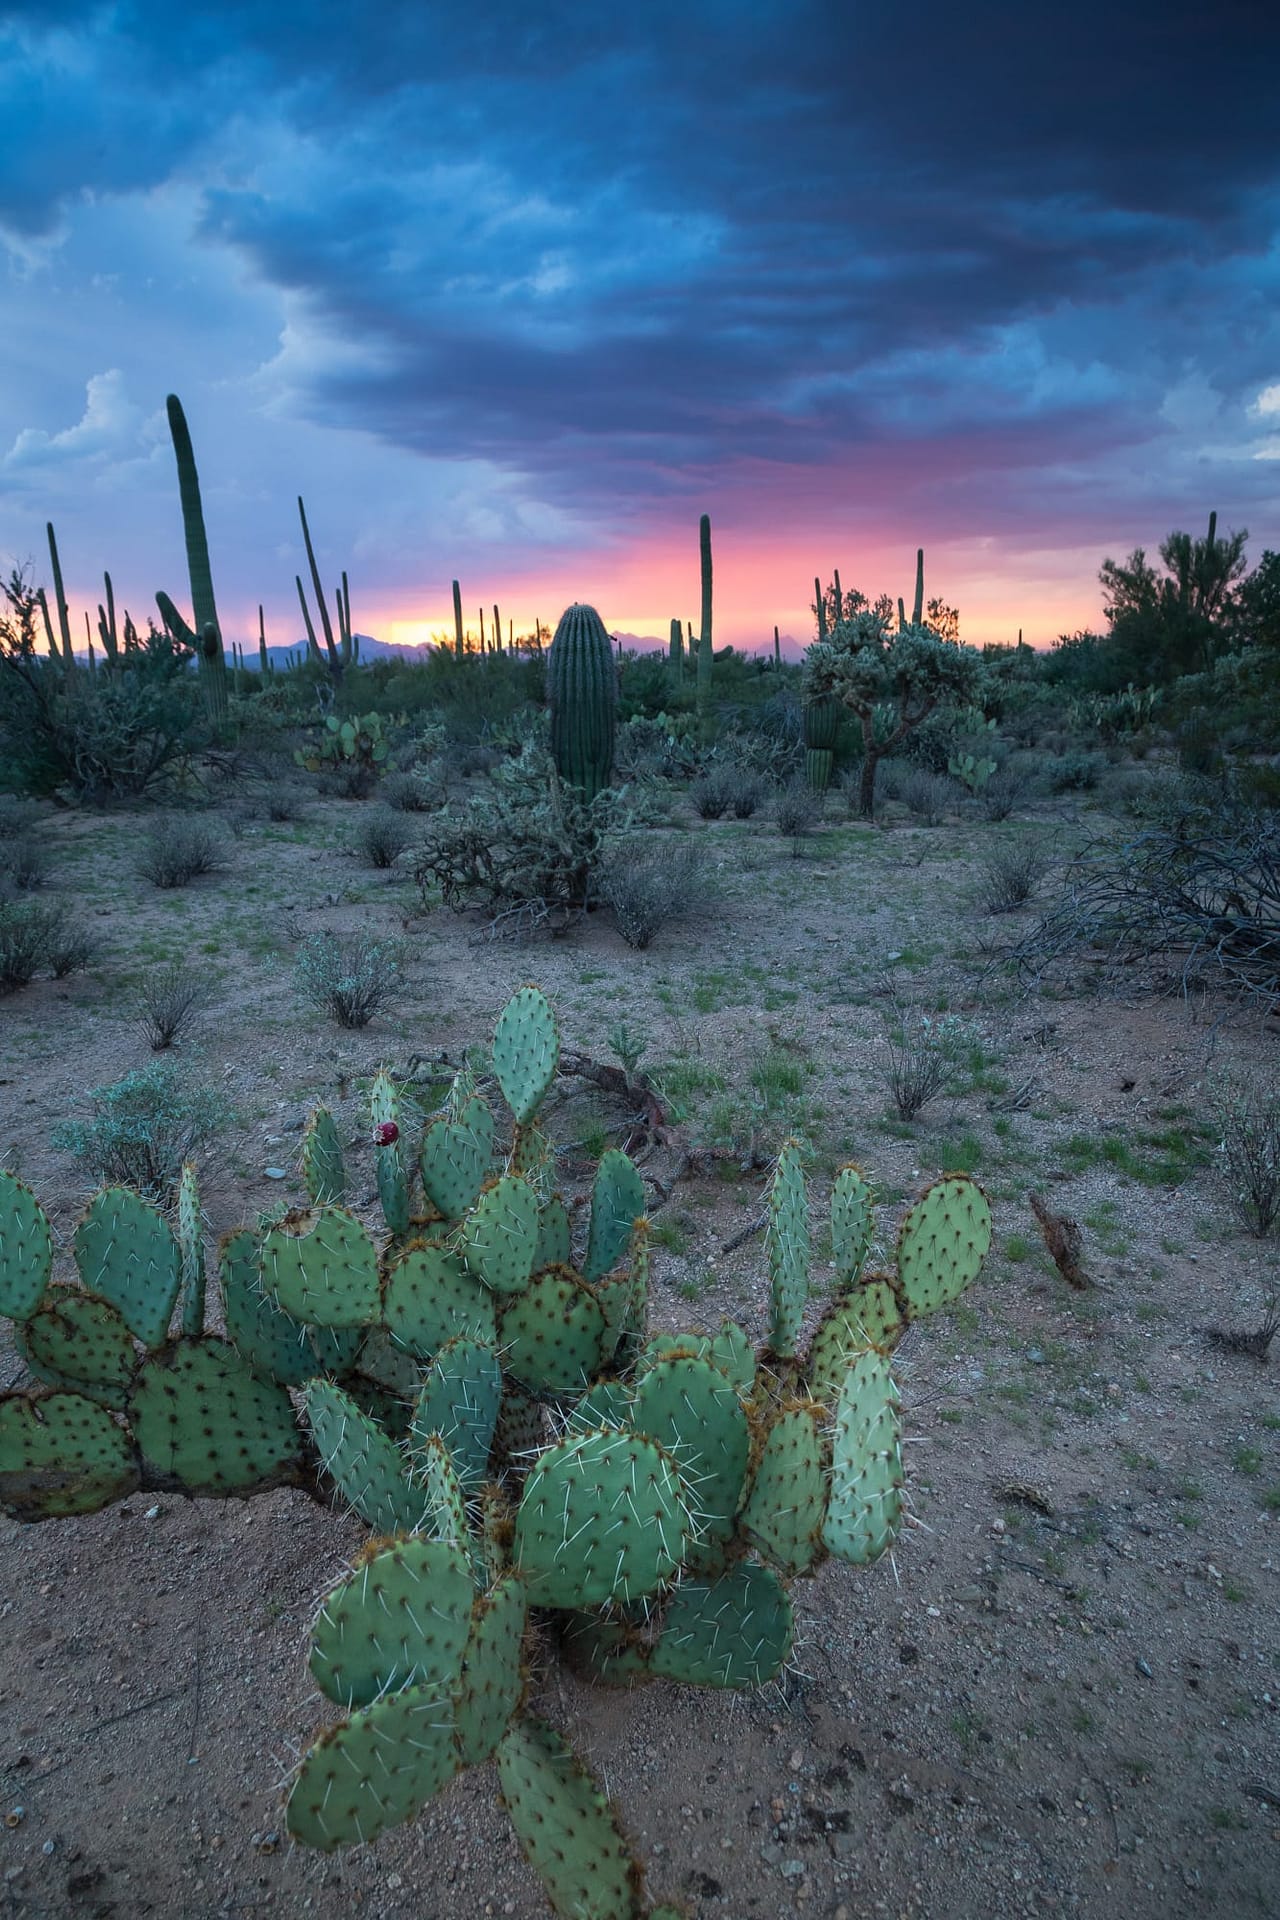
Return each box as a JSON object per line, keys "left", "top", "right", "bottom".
{"left": 0, "top": 985, "right": 992, "bottom": 1920}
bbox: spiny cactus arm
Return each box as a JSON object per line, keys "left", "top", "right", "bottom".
{"left": 301, "top": 1378, "right": 431, "bottom": 1534}
{"left": 650, "top": 1560, "right": 794, "bottom": 1689}
{"left": 286, "top": 1683, "right": 459, "bottom": 1852}
{"left": 99, "top": 571, "right": 119, "bottom": 667}
{"left": 453, "top": 1571, "right": 528, "bottom": 1767}
{"left": 408, "top": 1336, "right": 501, "bottom": 1493}
{"left": 301, "top": 1108, "right": 345, "bottom": 1205}
{"left": 513, "top": 1427, "right": 691, "bottom": 1609}
{"left": 165, "top": 395, "right": 227, "bottom": 720}
{"left": 737, "top": 1402, "right": 827, "bottom": 1574}
{"left": 765, "top": 1139, "right": 809, "bottom": 1358}
{"left": 176, "top": 1164, "right": 206, "bottom": 1338}
{"left": 583, "top": 1149, "right": 646, "bottom": 1283}
{"left": 369, "top": 1070, "right": 410, "bottom": 1235}
{"left": 308, "top": 1534, "right": 474, "bottom": 1709}
{"left": 155, "top": 590, "right": 196, "bottom": 650}
{"left": 15, "top": 1289, "right": 137, "bottom": 1408}
{"left": 696, "top": 514, "right": 713, "bottom": 727}
{"left": 45, "top": 522, "right": 74, "bottom": 667}
{"left": 547, "top": 604, "right": 618, "bottom": 799}
{"left": 632, "top": 1354, "right": 749, "bottom": 1548}
{"left": 496, "top": 1713, "right": 646, "bottom": 1920}
{"left": 912, "top": 546, "right": 925, "bottom": 625}
{"left": 453, "top": 578, "right": 464, "bottom": 656}
{"left": 492, "top": 985, "right": 560, "bottom": 1124}
{"left": 0, "top": 1170, "right": 53, "bottom": 1320}
{"left": 895, "top": 1173, "right": 992, "bottom": 1321}
{"left": 821, "top": 1350, "right": 903, "bottom": 1566}
{"left": 830, "top": 1163, "right": 874, "bottom": 1290}
{"left": 294, "top": 574, "right": 324, "bottom": 663}
{"left": 261, "top": 1207, "right": 380, "bottom": 1328}
{"left": 73, "top": 1187, "right": 181, "bottom": 1351}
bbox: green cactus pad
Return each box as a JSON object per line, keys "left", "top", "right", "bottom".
{"left": 370, "top": 1070, "right": 410, "bottom": 1235}
{"left": 822, "top": 1352, "right": 904, "bottom": 1567}
{"left": 491, "top": 986, "right": 560, "bottom": 1126}
{"left": 0, "top": 1390, "right": 139, "bottom": 1520}
{"left": 509, "top": 1119, "right": 555, "bottom": 1194}
{"left": 383, "top": 1239, "right": 497, "bottom": 1356}
{"left": 220, "top": 1230, "right": 361, "bottom": 1388}
{"left": 16, "top": 1289, "right": 137, "bottom": 1408}
{"left": 830, "top": 1164, "right": 874, "bottom": 1289}
{"left": 74, "top": 1187, "right": 181, "bottom": 1351}
{"left": 534, "top": 1194, "right": 573, "bottom": 1269}
{"left": 302, "top": 1379, "right": 429, "bottom": 1535}
{"left": 0, "top": 1171, "right": 53, "bottom": 1321}
{"left": 310, "top": 1534, "right": 474, "bottom": 1707}
{"left": 765, "top": 1140, "right": 809, "bottom": 1358}
{"left": 496, "top": 1714, "right": 641, "bottom": 1920}
{"left": 583, "top": 1150, "right": 647, "bottom": 1284}
{"left": 286, "top": 1683, "right": 458, "bottom": 1852}
{"left": 130, "top": 1337, "right": 302, "bottom": 1495}
{"left": 651, "top": 1561, "right": 794, "bottom": 1689}
{"left": 738, "top": 1404, "right": 827, "bottom": 1575}
{"left": 419, "top": 1104, "right": 493, "bottom": 1220}
{"left": 412, "top": 1431, "right": 474, "bottom": 1555}
{"left": 354, "top": 1324, "right": 422, "bottom": 1396}
{"left": 561, "top": 1610, "right": 652, "bottom": 1686}
{"left": 261, "top": 1207, "right": 379, "bottom": 1329}
{"left": 453, "top": 1570, "right": 528, "bottom": 1767}
{"left": 499, "top": 1267, "right": 610, "bottom": 1396}
{"left": 459, "top": 1174, "right": 540, "bottom": 1296}
{"left": 301, "top": 1108, "right": 345, "bottom": 1205}
{"left": 409, "top": 1337, "right": 501, "bottom": 1493}
{"left": 514, "top": 1427, "right": 690, "bottom": 1609}
{"left": 569, "top": 1379, "right": 634, "bottom": 1433}
{"left": 632, "top": 1356, "right": 749, "bottom": 1545}
{"left": 707, "top": 1320, "right": 755, "bottom": 1395}
{"left": 493, "top": 1385, "right": 547, "bottom": 1466}
{"left": 896, "top": 1174, "right": 992, "bottom": 1319}
{"left": 806, "top": 1279, "right": 904, "bottom": 1403}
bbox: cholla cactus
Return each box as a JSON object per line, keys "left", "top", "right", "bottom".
{"left": 0, "top": 987, "right": 991, "bottom": 1920}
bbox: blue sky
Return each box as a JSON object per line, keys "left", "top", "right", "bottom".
{"left": 2, "top": 0, "right": 1278, "bottom": 651}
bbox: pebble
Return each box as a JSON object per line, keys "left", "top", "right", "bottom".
{"left": 264, "top": 1167, "right": 288, "bottom": 1180}
{"left": 1135, "top": 1658, "right": 1153, "bottom": 1678}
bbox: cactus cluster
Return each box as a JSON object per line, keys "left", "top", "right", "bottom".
{"left": 0, "top": 988, "right": 991, "bottom": 1920}
{"left": 295, "top": 709, "right": 392, "bottom": 775}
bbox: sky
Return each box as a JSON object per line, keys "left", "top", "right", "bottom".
{"left": 1, "top": 1, "right": 1278, "bottom": 657}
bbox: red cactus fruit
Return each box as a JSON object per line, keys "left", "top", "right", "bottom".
{"left": 374, "top": 1121, "right": 399, "bottom": 1148}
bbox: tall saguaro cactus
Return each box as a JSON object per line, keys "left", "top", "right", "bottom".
{"left": 452, "top": 580, "right": 464, "bottom": 657}
{"left": 898, "top": 548, "right": 925, "bottom": 630}
{"left": 296, "top": 497, "right": 354, "bottom": 681}
{"left": 669, "top": 617, "right": 682, "bottom": 671}
{"left": 696, "top": 512, "right": 713, "bottom": 733}
{"left": 547, "top": 604, "right": 616, "bottom": 800}
{"left": 157, "top": 394, "right": 228, "bottom": 724}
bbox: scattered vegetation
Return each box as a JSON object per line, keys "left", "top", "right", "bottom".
{"left": 294, "top": 930, "right": 406, "bottom": 1028}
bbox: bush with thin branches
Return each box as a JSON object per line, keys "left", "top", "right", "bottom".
{"left": 599, "top": 838, "right": 705, "bottom": 949}
{"left": 0, "top": 899, "right": 94, "bottom": 992}
{"left": 136, "top": 959, "right": 210, "bottom": 1049}
{"left": 294, "top": 930, "right": 406, "bottom": 1028}
{"left": 137, "top": 817, "right": 226, "bottom": 889}
{"left": 1214, "top": 1089, "right": 1280, "bottom": 1236}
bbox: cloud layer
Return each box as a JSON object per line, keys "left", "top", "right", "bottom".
{"left": 1, "top": 0, "right": 1278, "bottom": 647}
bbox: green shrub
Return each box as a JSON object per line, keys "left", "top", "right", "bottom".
{"left": 51, "top": 1059, "right": 229, "bottom": 1196}
{"left": 294, "top": 930, "right": 406, "bottom": 1027}
{"left": 136, "top": 816, "right": 227, "bottom": 888}
{"left": 0, "top": 898, "right": 94, "bottom": 991}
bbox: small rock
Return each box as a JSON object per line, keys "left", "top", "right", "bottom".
{"left": 1135, "top": 1658, "right": 1153, "bottom": 1678}
{"left": 264, "top": 1167, "right": 288, "bottom": 1181}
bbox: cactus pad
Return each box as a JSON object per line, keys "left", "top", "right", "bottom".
{"left": 74, "top": 1187, "right": 180, "bottom": 1351}
{"left": 569, "top": 1380, "right": 634, "bottom": 1433}
{"left": 309, "top": 1535, "right": 473, "bottom": 1707}
{"left": 765, "top": 1140, "right": 809, "bottom": 1358}
{"left": 632, "top": 1356, "right": 749, "bottom": 1545}
{"left": 458, "top": 1174, "right": 540, "bottom": 1296}
{"left": 286, "top": 1683, "right": 458, "bottom": 1851}
{"left": 896, "top": 1174, "right": 992, "bottom": 1319}
{"left": 496, "top": 1714, "right": 641, "bottom": 1920}
{"left": 0, "top": 1390, "right": 139, "bottom": 1520}
{"left": 411, "top": 1431, "right": 473, "bottom": 1551}
{"left": 302, "top": 1379, "right": 429, "bottom": 1534}
{"left": 652, "top": 1561, "right": 794, "bottom": 1689}
{"left": 130, "top": 1337, "right": 302, "bottom": 1494}
{"left": 0, "top": 1171, "right": 52, "bottom": 1321}
{"left": 383, "top": 1239, "right": 497, "bottom": 1355}
{"left": 561, "top": 1610, "right": 653, "bottom": 1686}
{"left": 830, "top": 1164, "right": 874, "bottom": 1289}
{"left": 499, "top": 1267, "right": 610, "bottom": 1396}
{"left": 419, "top": 1104, "right": 493, "bottom": 1220}
{"left": 491, "top": 986, "right": 559, "bottom": 1125}
{"left": 738, "top": 1404, "right": 827, "bottom": 1575}
{"left": 16, "top": 1289, "right": 137, "bottom": 1408}
{"left": 370, "top": 1070, "right": 410, "bottom": 1235}
{"left": 176, "top": 1164, "right": 206, "bottom": 1338}
{"left": 220, "top": 1230, "right": 361, "bottom": 1388}
{"left": 301, "top": 1108, "right": 345, "bottom": 1205}
{"left": 583, "top": 1151, "right": 646, "bottom": 1284}
{"left": 806, "top": 1281, "right": 903, "bottom": 1403}
{"left": 707, "top": 1320, "right": 755, "bottom": 1395}
{"left": 534, "top": 1194, "right": 573, "bottom": 1269}
{"left": 514, "top": 1427, "right": 690, "bottom": 1609}
{"left": 409, "top": 1337, "right": 501, "bottom": 1493}
{"left": 261, "top": 1207, "right": 379, "bottom": 1329}
{"left": 453, "top": 1570, "right": 528, "bottom": 1766}
{"left": 822, "top": 1351, "right": 904, "bottom": 1567}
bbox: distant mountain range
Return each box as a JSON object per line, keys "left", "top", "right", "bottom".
{"left": 237, "top": 630, "right": 809, "bottom": 669}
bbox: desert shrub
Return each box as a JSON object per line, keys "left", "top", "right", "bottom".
{"left": 135, "top": 959, "right": 210, "bottom": 1049}
{"left": 381, "top": 769, "right": 442, "bottom": 813}
{"left": 979, "top": 763, "right": 1034, "bottom": 821}
{"left": 318, "top": 759, "right": 379, "bottom": 800}
{"left": 898, "top": 767, "right": 962, "bottom": 824}
{"left": 690, "top": 767, "right": 738, "bottom": 820}
{"left": 1214, "top": 1090, "right": 1280, "bottom": 1236}
{"left": 614, "top": 713, "right": 701, "bottom": 783}
{"left": 1047, "top": 750, "right": 1105, "bottom": 793}
{"left": 51, "top": 1060, "right": 228, "bottom": 1196}
{"left": 137, "top": 816, "right": 226, "bottom": 888}
{"left": 0, "top": 830, "right": 50, "bottom": 890}
{"left": 416, "top": 745, "right": 625, "bottom": 934}
{"left": 727, "top": 770, "right": 770, "bottom": 818}
{"left": 294, "top": 930, "right": 406, "bottom": 1027}
{"left": 978, "top": 836, "right": 1051, "bottom": 913}
{"left": 775, "top": 777, "right": 821, "bottom": 845}
{"left": 0, "top": 898, "right": 94, "bottom": 991}
{"left": 351, "top": 806, "right": 415, "bottom": 869}
{"left": 262, "top": 779, "right": 311, "bottom": 823}
{"left": 882, "top": 1010, "right": 950, "bottom": 1120}
{"left": 599, "top": 838, "right": 705, "bottom": 949}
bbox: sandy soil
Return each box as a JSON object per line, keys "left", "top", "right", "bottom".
{"left": 0, "top": 776, "right": 1276, "bottom": 1919}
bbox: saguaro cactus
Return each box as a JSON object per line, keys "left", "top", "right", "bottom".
{"left": 157, "top": 395, "right": 228, "bottom": 724}
{"left": 452, "top": 579, "right": 464, "bottom": 657}
{"left": 696, "top": 512, "right": 713, "bottom": 732}
{"left": 547, "top": 604, "right": 617, "bottom": 800}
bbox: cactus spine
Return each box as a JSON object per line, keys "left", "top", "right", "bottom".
{"left": 547, "top": 604, "right": 616, "bottom": 800}
{"left": 696, "top": 512, "right": 713, "bottom": 733}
